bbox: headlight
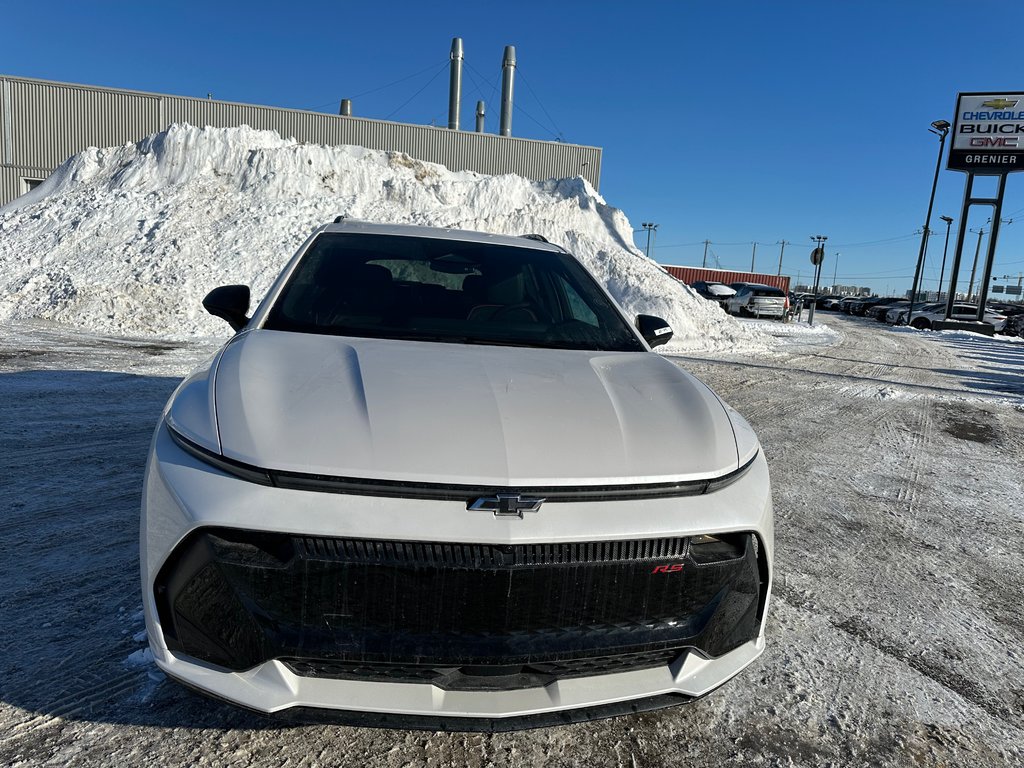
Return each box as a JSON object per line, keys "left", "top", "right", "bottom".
{"left": 166, "top": 422, "right": 273, "bottom": 486}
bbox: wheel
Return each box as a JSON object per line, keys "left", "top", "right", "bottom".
{"left": 910, "top": 317, "right": 930, "bottom": 330}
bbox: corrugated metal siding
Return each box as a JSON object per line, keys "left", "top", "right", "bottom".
{"left": 0, "top": 166, "right": 23, "bottom": 205}
{"left": 1, "top": 78, "right": 11, "bottom": 165}
{"left": 664, "top": 266, "right": 791, "bottom": 294}
{"left": 0, "top": 75, "right": 602, "bottom": 207}
{"left": 7, "top": 78, "right": 159, "bottom": 169}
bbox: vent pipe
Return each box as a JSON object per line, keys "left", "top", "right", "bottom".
{"left": 499, "top": 45, "right": 516, "bottom": 137}
{"left": 448, "top": 37, "right": 464, "bottom": 130}
{"left": 339, "top": 99, "right": 352, "bottom": 116}
{"left": 475, "top": 100, "right": 486, "bottom": 133}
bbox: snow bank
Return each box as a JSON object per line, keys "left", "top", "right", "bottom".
{"left": 0, "top": 124, "right": 767, "bottom": 352}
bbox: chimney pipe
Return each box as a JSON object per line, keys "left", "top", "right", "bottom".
{"left": 475, "top": 101, "right": 486, "bottom": 133}
{"left": 339, "top": 99, "right": 352, "bottom": 116}
{"left": 499, "top": 45, "right": 516, "bottom": 137}
{"left": 448, "top": 37, "right": 464, "bottom": 130}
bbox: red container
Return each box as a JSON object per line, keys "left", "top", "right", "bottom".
{"left": 662, "top": 266, "right": 790, "bottom": 294}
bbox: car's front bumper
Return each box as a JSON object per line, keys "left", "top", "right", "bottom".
{"left": 141, "top": 423, "right": 774, "bottom": 725}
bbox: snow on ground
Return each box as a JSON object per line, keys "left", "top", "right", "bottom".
{"left": 734, "top": 317, "right": 842, "bottom": 351}
{"left": 3, "top": 124, "right": 1023, "bottom": 765}
{"left": 0, "top": 124, "right": 768, "bottom": 355}
{"left": 1, "top": 313, "right": 1022, "bottom": 766}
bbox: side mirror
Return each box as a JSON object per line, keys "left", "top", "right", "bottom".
{"left": 203, "top": 285, "right": 251, "bottom": 332}
{"left": 636, "top": 314, "right": 673, "bottom": 348}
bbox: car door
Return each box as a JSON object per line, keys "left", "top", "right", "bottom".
{"left": 729, "top": 287, "right": 749, "bottom": 314}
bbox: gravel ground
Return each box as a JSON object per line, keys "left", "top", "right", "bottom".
{"left": 1, "top": 314, "right": 1022, "bottom": 767}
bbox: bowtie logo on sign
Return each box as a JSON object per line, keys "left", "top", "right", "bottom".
{"left": 981, "top": 98, "right": 1019, "bottom": 110}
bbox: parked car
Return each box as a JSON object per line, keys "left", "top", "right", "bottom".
{"left": 1006, "top": 313, "right": 1024, "bottom": 337}
{"left": 908, "top": 303, "right": 1007, "bottom": 332}
{"left": 839, "top": 297, "right": 864, "bottom": 314}
{"left": 875, "top": 300, "right": 910, "bottom": 322}
{"left": 890, "top": 302, "right": 944, "bottom": 325}
{"left": 852, "top": 297, "right": 883, "bottom": 316}
{"left": 856, "top": 296, "right": 897, "bottom": 317}
{"left": 789, "top": 292, "right": 813, "bottom": 309}
{"left": 864, "top": 298, "right": 902, "bottom": 319}
{"left": 142, "top": 219, "right": 774, "bottom": 728}
{"left": 689, "top": 280, "right": 736, "bottom": 309}
{"left": 726, "top": 284, "right": 789, "bottom": 318}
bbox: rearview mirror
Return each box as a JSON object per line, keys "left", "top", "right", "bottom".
{"left": 636, "top": 314, "right": 673, "bottom": 348}
{"left": 203, "top": 285, "right": 251, "bottom": 332}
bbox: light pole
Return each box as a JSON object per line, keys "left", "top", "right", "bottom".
{"left": 937, "top": 215, "right": 953, "bottom": 300}
{"left": 750, "top": 242, "right": 758, "bottom": 272}
{"left": 908, "top": 119, "right": 950, "bottom": 325}
{"left": 832, "top": 252, "right": 841, "bottom": 293}
{"left": 641, "top": 222, "right": 658, "bottom": 259}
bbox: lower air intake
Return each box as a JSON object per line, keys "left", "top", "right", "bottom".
{"left": 155, "top": 528, "right": 764, "bottom": 682}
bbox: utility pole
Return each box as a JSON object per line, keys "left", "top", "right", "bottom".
{"left": 832, "top": 252, "right": 841, "bottom": 293}
{"left": 641, "top": 222, "right": 658, "bottom": 259}
{"left": 750, "top": 242, "right": 758, "bottom": 272}
{"left": 967, "top": 227, "right": 985, "bottom": 301}
{"left": 776, "top": 240, "right": 788, "bottom": 275}
{"left": 702, "top": 239, "right": 711, "bottom": 268}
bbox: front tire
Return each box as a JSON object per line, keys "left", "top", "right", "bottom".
{"left": 910, "top": 317, "right": 930, "bottom": 330}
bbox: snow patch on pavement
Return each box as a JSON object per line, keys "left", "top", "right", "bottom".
{"left": 124, "top": 647, "right": 153, "bottom": 667}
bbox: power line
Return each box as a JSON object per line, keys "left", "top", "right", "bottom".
{"left": 383, "top": 61, "right": 450, "bottom": 121}
{"left": 657, "top": 232, "right": 921, "bottom": 251}
{"left": 463, "top": 59, "right": 500, "bottom": 113}
{"left": 305, "top": 60, "right": 448, "bottom": 111}
{"left": 517, "top": 69, "right": 564, "bottom": 140}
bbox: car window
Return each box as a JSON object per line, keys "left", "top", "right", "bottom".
{"left": 555, "top": 274, "right": 600, "bottom": 326}
{"left": 263, "top": 232, "right": 646, "bottom": 352}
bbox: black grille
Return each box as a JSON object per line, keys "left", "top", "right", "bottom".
{"left": 280, "top": 647, "right": 685, "bottom": 691}
{"left": 155, "top": 528, "right": 764, "bottom": 682}
{"left": 293, "top": 536, "right": 691, "bottom": 567}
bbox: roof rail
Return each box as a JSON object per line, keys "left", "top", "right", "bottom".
{"left": 333, "top": 215, "right": 346, "bottom": 223}
{"left": 519, "top": 233, "right": 549, "bottom": 243}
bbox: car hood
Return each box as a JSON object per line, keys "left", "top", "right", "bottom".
{"left": 207, "top": 330, "right": 742, "bottom": 486}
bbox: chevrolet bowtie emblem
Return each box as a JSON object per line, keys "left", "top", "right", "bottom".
{"left": 468, "top": 494, "right": 545, "bottom": 518}
{"left": 982, "top": 98, "right": 1018, "bottom": 109}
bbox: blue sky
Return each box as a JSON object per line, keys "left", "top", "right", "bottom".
{"left": 6, "top": 1, "right": 1024, "bottom": 295}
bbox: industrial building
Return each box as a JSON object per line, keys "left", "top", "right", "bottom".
{"left": 0, "top": 48, "right": 602, "bottom": 207}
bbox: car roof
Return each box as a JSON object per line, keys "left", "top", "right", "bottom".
{"left": 319, "top": 218, "right": 567, "bottom": 254}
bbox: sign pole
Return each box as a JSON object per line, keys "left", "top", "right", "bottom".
{"left": 808, "top": 238, "right": 826, "bottom": 326}
{"left": 975, "top": 174, "right": 1008, "bottom": 318}
{"left": 944, "top": 92, "right": 1024, "bottom": 323}
{"left": 944, "top": 174, "right": 975, "bottom": 318}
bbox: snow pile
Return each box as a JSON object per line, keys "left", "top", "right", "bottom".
{"left": 0, "top": 124, "right": 767, "bottom": 352}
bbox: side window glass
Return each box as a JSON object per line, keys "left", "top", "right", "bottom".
{"left": 557, "top": 275, "right": 600, "bottom": 326}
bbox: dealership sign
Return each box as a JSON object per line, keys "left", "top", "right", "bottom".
{"left": 948, "top": 92, "right": 1024, "bottom": 173}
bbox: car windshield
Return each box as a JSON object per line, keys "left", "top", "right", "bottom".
{"left": 263, "top": 232, "right": 646, "bottom": 352}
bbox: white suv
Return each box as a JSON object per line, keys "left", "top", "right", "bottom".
{"left": 141, "top": 220, "right": 774, "bottom": 730}
{"left": 908, "top": 303, "right": 1007, "bottom": 332}
{"left": 726, "top": 284, "right": 788, "bottom": 319}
